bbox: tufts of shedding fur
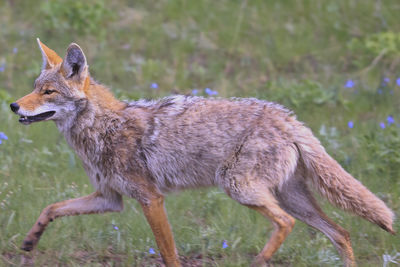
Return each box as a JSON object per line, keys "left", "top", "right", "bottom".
{"left": 294, "top": 125, "right": 395, "bottom": 234}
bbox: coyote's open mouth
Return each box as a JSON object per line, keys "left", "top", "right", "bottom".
{"left": 19, "top": 111, "right": 56, "bottom": 125}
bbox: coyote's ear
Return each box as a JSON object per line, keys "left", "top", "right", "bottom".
{"left": 37, "top": 38, "right": 63, "bottom": 70}
{"left": 61, "top": 43, "right": 88, "bottom": 81}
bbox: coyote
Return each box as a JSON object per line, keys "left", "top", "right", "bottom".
{"left": 10, "top": 40, "right": 395, "bottom": 267}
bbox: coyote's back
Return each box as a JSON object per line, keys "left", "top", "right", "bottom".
{"left": 132, "top": 96, "right": 300, "bottom": 193}
{"left": 10, "top": 40, "right": 394, "bottom": 267}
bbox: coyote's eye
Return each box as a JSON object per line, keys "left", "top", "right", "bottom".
{"left": 43, "top": 89, "right": 56, "bottom": 95}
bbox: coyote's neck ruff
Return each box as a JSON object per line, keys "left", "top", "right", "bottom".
{"left": 10, "top": 40, "right": 395, "bottom": 267}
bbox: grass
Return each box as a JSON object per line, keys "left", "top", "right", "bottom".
{"left": 1, "top": 0, "right": 400, "bottom": 266}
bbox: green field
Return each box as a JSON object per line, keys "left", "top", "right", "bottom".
{"left": 1, "top": 0, "right": 400, "bottom": 266}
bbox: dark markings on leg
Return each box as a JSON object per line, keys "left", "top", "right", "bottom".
{"left": 34, "top": 231, "right": 42, "bottom": 238}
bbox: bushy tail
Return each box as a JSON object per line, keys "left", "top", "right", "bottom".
{"left": 295, "top": 132, "right": 395, "bottom": 234}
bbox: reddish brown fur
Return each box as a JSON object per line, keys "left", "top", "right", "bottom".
{"left": 247, "top": 203, "right": 296, "bottom": 266}
{"left": 141, "top": 196, "right": 181, "bottom": 267}
{"left": 37, "top": 40, "right": 62, "bottom": 67}
{"left": 16, "top": 92, "right": 45, "bottom": 111}
{"left": 84, "top": 81, "right": 126, "bottom": 111}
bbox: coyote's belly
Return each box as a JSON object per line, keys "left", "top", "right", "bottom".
{"left": 143, "top": 144, "right": 224, "bottom": 191}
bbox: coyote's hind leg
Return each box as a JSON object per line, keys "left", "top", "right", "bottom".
{"left": 226, "top": 185, "right": 295, "bottom": 267}
{"left": 276, "top": 174, "right": 355, "bottom": 267}
{"left": 245, "top": 195, "right": 296, "bottom": 267}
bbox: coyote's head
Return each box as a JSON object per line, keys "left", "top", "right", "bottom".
{"left": 10, "top": 39, "right": 89, "bottom": 125}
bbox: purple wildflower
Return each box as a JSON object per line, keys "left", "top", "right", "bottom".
{"left": 344, "top": 80, "right": 355, "bottom": 88}
{"left": 150, "top": 83, "right": 158, "bottom": 89}
{"left": 387, "top": 116, "right": 395, "bottom": 125}
{"left": 0, "top": 63, "right": 5, "bottom": 72}
{"left": 112, "top": 224, "right": 119, "bottom": 230}
{"left": 149, "top": 248, "right": 156, "bottom": 254}
{"left": 384, "top": 77, "right": 390, "bottom": 83}
{"left": 192, "top": 89, "right": 199, "bottom": 95}
{"left": 13, "top": 47, "right": 18, "bottom": 54}
{"left": 222, "top": 240, "right": 228, "bottom": 249}
{"left": 0, "top": 132, "right": 8, "bottom": 140}
{"left": 397, "top": 78, "right": 400, "bottom": 86}
{"left": 205, "top": 88, "right": 218, "bottom": 96}
{"left": 380, "top": 122, "right": 386, "bottom": 129}
{"left": 347, "top": 121, "right": 354, "bottom": 129}
{"left": 0, "top": 132, "right": 7, "bottom": 145}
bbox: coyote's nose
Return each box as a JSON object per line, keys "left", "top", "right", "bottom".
{"left": 10, "top": 102, "right": 20, "bottom": 113}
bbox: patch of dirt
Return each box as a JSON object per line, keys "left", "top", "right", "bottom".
{"left": 2, "top": 250, "right": 225, "bottom": 267}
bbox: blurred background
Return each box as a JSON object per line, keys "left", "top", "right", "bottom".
{"left": 0, "top": 0, "right": 399, "bottom": 266}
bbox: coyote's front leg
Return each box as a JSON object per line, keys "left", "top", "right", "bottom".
{"left": 21, "top": 191, "right": 123, "bottom": 251}
{"left": 140, "top": 195, "right": 181, "bottom": 267}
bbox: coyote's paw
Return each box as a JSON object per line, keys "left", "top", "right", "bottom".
{"left": 21, "top": 239, "right": 35, "bottom": 251}
{"left": 21, "top": 221, "right": 47, "bottom": 251}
